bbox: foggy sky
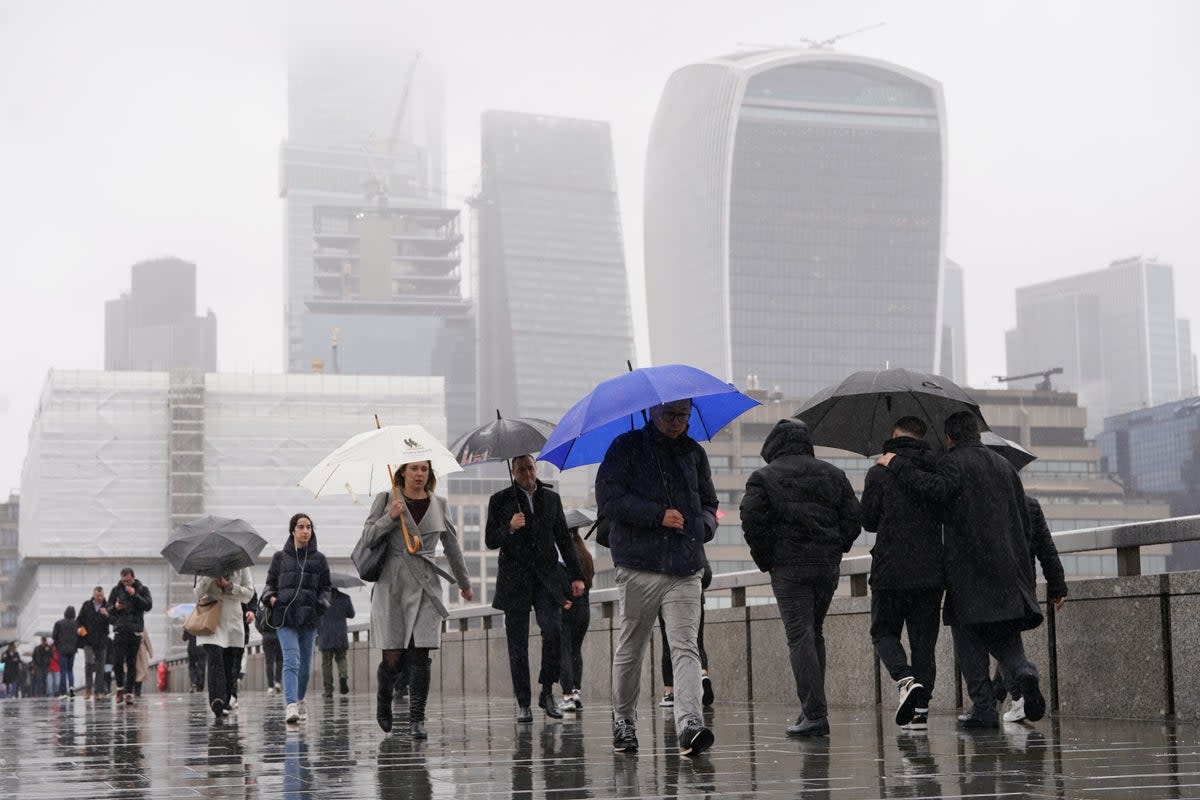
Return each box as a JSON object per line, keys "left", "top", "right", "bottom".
{"left": 1, "top": 0, "right": 1198, "bottom": 491}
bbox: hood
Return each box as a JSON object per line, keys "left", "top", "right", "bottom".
{"left": 761, "top": 419, "right": 815, "bottom": 462}
{"left": 284, "top": 532, "right": 320, "bottom": 557}
{"left": 63, "top": 606, "right": 76, "bottom": 620}
{"left": 881, "top": 436, "right": 931, "bottom": 455}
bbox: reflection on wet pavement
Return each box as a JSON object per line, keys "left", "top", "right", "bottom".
{"left": 0, "top": 691, "right": 1196, "bottom": 798}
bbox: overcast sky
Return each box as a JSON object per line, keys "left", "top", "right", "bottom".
{"left": 1, "top": 0, "right": 1198, "bottom": 491}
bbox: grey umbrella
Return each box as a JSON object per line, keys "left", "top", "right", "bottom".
{"left": 563, "top": 507, "right": 597, "bottom": 531}
{"left": 450, "top": 410, "right": 557, "bottom": 466}
{"left": 161, "top": 514, "right": 267, "bottom": 577}
{"left": 794, "top": 368, "right": 988, "bottom": 456}
{"left": 329, "top": 571, "right": 366, "bottom": 589}
{"left": 981, "top": 431, "right": 1038, "bottom": 471}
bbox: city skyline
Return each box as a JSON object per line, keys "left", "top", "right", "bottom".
{"left": 2, "top": 0, "right": 1198, "bottom": 489}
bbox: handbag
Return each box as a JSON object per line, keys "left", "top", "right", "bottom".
{"left": 183, "top": 597, "right": 222, "bottom": 637}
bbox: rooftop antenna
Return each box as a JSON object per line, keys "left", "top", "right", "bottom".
{"left": 330, "top": 327, "right": 340, "bottom": 375}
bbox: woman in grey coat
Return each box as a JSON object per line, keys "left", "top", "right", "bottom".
{"left": 360, "top": 459, "right": 473, "bottom": 737}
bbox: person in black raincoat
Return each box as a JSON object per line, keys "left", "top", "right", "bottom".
{"left": 318, "top": 587, "right": 355, "bottom": 697}
{"left": 487, "top": 455, "right": 585, "bottom": 722}
{"left": 877, "top": 410, "right": 1045, "bottom": 728}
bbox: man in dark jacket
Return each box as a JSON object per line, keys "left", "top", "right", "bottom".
{"left": 861, "top": 416, "right": 944, "bottom": 730}
{"left": 51, "top": 606, "right": 80, "bottom": 697}
{"left": 878, "top": 410, "right": 1045, "bottom": 728}
{"left": 32, "top": 637, "right": 53, "bottom": 697}
{"left": 597, "top": 399, "right": 718, "bottom": 757}
{"left": 109, "top": 567, "right": 153, "bottom": 705}
{"left": 318, "top": 587, "right": 356, "bottom": 697}
{"left": 741, "top": 419, "right": 861, "bottom": 737}
{"left": 77, "top": 586, "right": 111, "bottom": 698}
{"left": 487, "top": 455, "right": 585, "bottom": 722}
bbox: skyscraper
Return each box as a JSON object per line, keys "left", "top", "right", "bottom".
{"left": 643, "top": 50, "right": 947, "bottom": 399}
{"left": 477, "top": 110, "right": 635, "bottom": 422}
{"left": 940, "top": 259, "right": 967, "bottom": 385}
{"left": 1006, "top": 256, "right": 1193, "bottom": 431}
{"left": 104, "top": 257, "right": 217, "bottom": 372}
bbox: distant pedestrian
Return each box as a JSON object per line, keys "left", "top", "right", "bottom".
{"left": 77, "top": 586, "right": 112, "bottom": 698}
{"left": 47, "top": 646, "right": 60, "bottom": 696}
{"left": 264, "top": 513, "right": 331, "bottom": 726}
{"left": 108, "top": 567, "right": 153, "bottom": 705}
{"left": 255, "top": 609, "right": 282, "bottom": 694}
{"left": 741, "top": 419, "right": 862, "bottom": 738}
{"left": 1, "top": 643, "right": 19, "bottom": 698}
{"left": 486, "top": 455, "right": 585, "bottom": 723}
{"left": 51, "top": 606, "right": 80, "bottom": 697}
{"left": 877, "top": 411, "right": 1046, "bottom": 728}
{"left": 134, "top": 632, "right": 153, "bottom": 696}
{"left": 228, "top": 593, "right": 257, "bottom": 708}
{"left": 360, "top": 461, "right": 473, "bottom": 738}
{"left": 32, "top": 637, "right": 53, "bottom": 697}
{"left": 558, "top": 522, "right": 595, "bottom": 713}
{"left": 861, "top": 416, "right": 945, "bottom": 731}
{"left": 182, "top": 630, "right": 206, "bottom": 692}
{"left": 597, "top": 399, "right": 719, "bottom": 757}
{"left": 194, "top": 566, "right": 256, "bottom": 717}
{"left": 318, "top": 587, "right": 355, "bottom": 698}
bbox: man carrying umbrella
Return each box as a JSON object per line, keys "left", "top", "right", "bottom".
{"left": 486, "top": 455, "right": 585, "bottom": 722}
{"left": 877, "top": 410, "right": 1046, "bottom": 728}
{"left": 598, "top": 399, "right": 718, "bottom": 757}
{"left": 108, "top": 567, "right": 153, "bottom": 705}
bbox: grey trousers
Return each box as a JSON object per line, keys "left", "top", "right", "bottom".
{"left": 611, "top": 566, "right": 703, "bottom": 733}
{"left": 953, "top": 620, "right": 1038, "bottom": 715}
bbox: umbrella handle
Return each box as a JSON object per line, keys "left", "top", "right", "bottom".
{"left": 379, "top": 413, "right": 419, "bottom": 556}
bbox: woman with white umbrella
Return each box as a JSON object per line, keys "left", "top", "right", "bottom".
{"left": 360, "top": 459, "right": 474, "bottom": 738}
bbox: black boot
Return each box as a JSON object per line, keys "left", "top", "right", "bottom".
{"left": 339, "top": 676, "right": 350, "bottom": 695}
{"left": 408, "top": 655, "right": 431, "bottom": 740}
{"left": 376, "top": 663, "right": 396, "bottom": 733}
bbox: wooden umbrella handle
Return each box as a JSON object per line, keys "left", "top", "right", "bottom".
{"left": 377, "top": 413, "right": 419, "bottom": 555}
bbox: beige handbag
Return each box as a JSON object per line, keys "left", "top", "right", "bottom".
{"left": 183, "top": 597, "right": 222, "bottom": 636}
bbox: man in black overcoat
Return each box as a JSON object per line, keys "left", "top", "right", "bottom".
{"left": 878, "top": 411, "right": 1045, "bottom": 728}
{"left": 486, "top": 455, "right": 585, "bottom": 722}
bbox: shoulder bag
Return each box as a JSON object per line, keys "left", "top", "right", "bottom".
{"left": 183, "top": 596, "right": 222, "bottom": 637}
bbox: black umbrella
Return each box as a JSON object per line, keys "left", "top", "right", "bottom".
{"left": 0, "top": 639, "right": 14, "bottom": 648}
{"left": 450, "top": 410, "right": 556, "bottom": 466}
{"left": 330, "top": 571, "right": 365, "bottom": 589}
{"left": 161, "top": 514, "right": 267, "bottom": 577}
{"left": 794, "top": 368, "right": 988, "bottom": 456}
{"left": 981, "top": 431, "right": 1038, "bottom": 471}
{"left": 564, "top": 507, "right": 597, "bottom": 531}
{"left": 33, "top": 631, "right": 53, "bottom": 639}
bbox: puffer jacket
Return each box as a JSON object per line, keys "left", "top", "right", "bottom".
{"left": 108, "top": 579, "right": 153, "bottom": 635}
{"left": 595, "top": 423, "right": 718, "bottom": 576}
{"left": 861, "top": 436, "right": 944, "bottom": 590}
{"left": 262, "top": 532, "right": 332, "bottom": 630}
{"left": 740, "top": 419, "right": 861, "bottom": 578}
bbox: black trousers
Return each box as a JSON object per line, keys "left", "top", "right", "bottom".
{"left": 263, "top": 635, "right": 283, "bottom": 687}
{"left": 770, "top": 567, "right": 837, "bottom": 721}
{"left": 870, "top": 588, "right": 943, "bottom": 699}
{"left": 187, "top": 645, "right": 206, "bottom": 690}
{"left": 659, "top": 594, "right": 708, "bottom": 686}
{"left": 559, "top": 597, "right": 590, "bottom": 693}
{"left": 203, "top": 644, "right": 241, "bottom": 708}
{"left": 113, "top": 632, "right": 140, "bottom": 694}
{"left": 953, "top": 620, "right": 1038, "bottom": 715}
{"left": 504, "top": 582, "right": 563, "bottom": 708}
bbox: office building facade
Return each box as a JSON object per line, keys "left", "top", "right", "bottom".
{"left": 104, "top": 258, "right": 217, "bottom": 372}
{"left": 644, "top": 50, "right": 947, "bottom": 400}
{"left": 940, "top": 259, "right": 967, "bottom": 385}
{"left": 1100, "top": 397, "right": 1200, "bottom": 522}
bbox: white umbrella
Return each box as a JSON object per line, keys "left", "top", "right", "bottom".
{"left": 299, "top": 424, "right": 463, "bottom": 500}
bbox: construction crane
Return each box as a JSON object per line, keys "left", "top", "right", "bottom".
{"left": 363, "top": 52, "right": 422, "bottom": 210}
{"left": 993, "top": 367, "right": 1064, "bottom": 392}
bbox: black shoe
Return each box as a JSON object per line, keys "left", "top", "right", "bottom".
{"left": 613, "top": 719, "right": 639, "bottom": 753}
{"left": 210, "top": 698, "right": 225, "bottom": 718}
{"left": 701, "top": 675, "right": 715, "bottom": 707}
{"left": 323, "top": 690, "right": 334, "bottom": 699}
{"left": 956, "top": 710, "right": 999, "bottom": 729}
{"left": 376, "top": 664, "right": 396, "bottom": 733}
{"left": 786, "top": 716, "right": 830, "bottom": 737}
{"left": 516, "top": 706, "right": 534, "bottom": 724}
{"left": 409, "top": 720, "right": 427, "bottom": 740}
{"left": 339, "top": 677, "right": 350, "bottom": 695}
{"left": 678, "top": 721, "right": 715, "bottom": 756}
{"left": 538, "top": 688, "right": 563, "bottom": 719}
{"left": 1017, "top": 674, "right": 1046, "bottom": 722}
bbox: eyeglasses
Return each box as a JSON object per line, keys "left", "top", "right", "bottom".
{"left": 660, "top": 411, "right": 690, "bottom": 423}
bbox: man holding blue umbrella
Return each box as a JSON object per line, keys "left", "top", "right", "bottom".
{"left": 598, "top": 398, "right": 718, "bottom": 757}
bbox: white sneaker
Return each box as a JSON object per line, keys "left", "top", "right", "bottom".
{"left": 298, "top": 699, "right": 308, "bottom": 721}
{"left": 285, "top": 703, "right": 300, "bottom": 724}
{"left": 275, "top": 682, "right": 283, "bottom": 693}
{"left": 1003, "top": 696, "right": 1026, "bottom": 723}
{"left": 229, "top": 695, "right": 239, "bottom": 710}
{"left": 265, "top": 686, "right": 274, "bottom": 694}
{"left": 895, "top": 676, "right": 924, "bottom": 726}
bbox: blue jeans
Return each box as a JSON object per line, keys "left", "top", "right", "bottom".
{"left": 58, "top": 653, "right": 76, "bottom": 695}
{"left": 276, "top": 626, "right": 317, "bottom": 705}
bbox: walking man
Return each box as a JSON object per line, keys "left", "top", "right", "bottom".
{"left": 77, "top": 586, "right": 111, "bottom": 698}
{"left": 486, "top": 455, "right": 585, "bottom": 722}
{"left": 318, "top": 587, "right": 356, "bottom": 697}
{"left": 108, "top": 567, "right": 153, "bottom": 705}
{"left": 740, "top": 419, "right": 861, "bottom": 737}
{"left": 878, "top": 411, "right": 1046, "bottom": 728}
{"left": 861, "top": 416, "right": 945, "bottom": 730}
{"left": 597, "top": 399, "right": 718, "bottom": 756}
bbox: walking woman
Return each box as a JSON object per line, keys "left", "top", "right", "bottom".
{"left": 360, "top": 460, "right": 473, "bottom": 738}
{"left": 558, "top": 522, "right": 594, "bottom": 712}
{"left": 194, "top": 565, "right": 256, "bottom": 717}
{"left": 263, "top": 513, "right": 331, "bottom": 725}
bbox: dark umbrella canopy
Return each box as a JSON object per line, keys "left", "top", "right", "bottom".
{"left": 563, "top": 507, "right": 597, "bottom": 530}
{"left": 450, "top": 413, "right": 557, "bottom": 466}
{"left": 329, "top": 571, "right": 366, "bottom": 589}
{"left": 161, "top": 515, "right": 267, "bottom": 577}
{"left": 794, "top": 368, "right": 988, "bottom": 456}
{"left": 981, "top": 431, "right": 1038, "bottom": 471}
{"left": 33, "top": 631, "right": 53, "bottom": 639}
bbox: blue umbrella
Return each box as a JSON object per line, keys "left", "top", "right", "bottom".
{"left": 538, "top": 364, "right": 761, "bottom": 469}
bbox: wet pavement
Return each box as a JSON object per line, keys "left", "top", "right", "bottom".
{"left": 1, "top": 691, "right": 1197, "bottom": 799}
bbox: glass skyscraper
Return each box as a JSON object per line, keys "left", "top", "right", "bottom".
{"left": 644, "top": 51, "right": 947, "bottom": 400}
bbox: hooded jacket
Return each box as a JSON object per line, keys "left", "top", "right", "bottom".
{"left": 740, "top": 419, "right": 862, "bottom": 578}
{"left": 317, "top": 589, "right": 355, "bottom": 652}
{"left": 51, "top": 607, "right": 79, "bottom": 657}
{"left": 861, "top": 436, "right": 945, "bottom": 590}
{"left": 263, "top": 532, "right": 332, "bottom": 630}
{"left": 108, "top": 578, "right": 153, "bottom": 635}
{"left": 595, "top": 422, "right": 718, "bottom": 576}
